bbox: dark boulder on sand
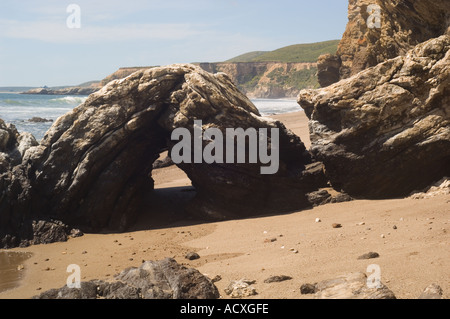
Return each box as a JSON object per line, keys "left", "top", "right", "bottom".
{"left": 33, "top": 258, "right": 220, "bottom": 299}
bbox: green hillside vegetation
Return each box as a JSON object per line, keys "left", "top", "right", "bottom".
{"left": 227, "top": 40, "right": 340, "bottom": 63}
{"left": 225, "top": 51, "right": 268, "bottom": 63}
{"left": 267, "top": 67, "right": 320, "bottom": 90}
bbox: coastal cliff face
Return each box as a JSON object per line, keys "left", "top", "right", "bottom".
{"left": 318, "top": 0, "right": 450, "bottom": 86}
{"left": 198, "top": 62, "right": 318, "bottom": 98}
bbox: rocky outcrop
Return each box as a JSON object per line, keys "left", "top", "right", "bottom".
{"left": 23, "top": 87, "right": 99, "bottom": 96}
{"left": 99, "top": 67, "right": 157, "bottom": 87}
{"left": 0, "top": 119, "right": 37, "bottom": 172}
{"left": 1, "top": 64, "right": 326, "bottom": 248}
{"left": 33, "top": 258, "right": 220, "bottom": 299}
{"left": 298, "top": 35, "right": 450, "bottom": 199}
{"left": 318, "top": 0, "right": 450, "bottom": 86}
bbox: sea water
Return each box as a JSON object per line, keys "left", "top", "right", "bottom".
{"left": 0, "top": 93, "right": 301, "bottom": 142}
{"left": 0, "top": 93, "right": 86, "bottom": 141}
{"left": 0, "top": 251, "right": 33, "bottom": 294}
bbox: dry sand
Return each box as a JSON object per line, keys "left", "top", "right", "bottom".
{"left": 1, "top": 111, "right": 448, "bottom": 299}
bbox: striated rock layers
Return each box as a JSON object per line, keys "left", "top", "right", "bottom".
{"left": 0, "top": 64, "right": 326, "bottom": 248}
{"left": 318, "top": 0, "right": 450, "bottom": 87}
{"left": 298, "top": 35, "right": 450, "bottom": 199}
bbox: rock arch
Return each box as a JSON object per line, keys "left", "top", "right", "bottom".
{"left": 0, "top": 64, "right": 325, "bottom": 247}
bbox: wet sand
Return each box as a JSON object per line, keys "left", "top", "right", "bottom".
{"left": 1, "top": 111, "right": 449, "bottom": 299}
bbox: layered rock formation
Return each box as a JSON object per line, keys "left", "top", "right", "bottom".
{"left": 318, "top": 0, "right": 450, "bottom": 86}
{"left": 1, "top": 64, "right": 326, "bottom": 248}
{"left": 299, "top": 35, "right": 450, "bottom": 198}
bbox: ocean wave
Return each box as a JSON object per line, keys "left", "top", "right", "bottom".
{"left": 48, "top": 96, "right": 87, "bottom": 105}
{"left": 0, "top": 99, "right": 23, "bottom": 106}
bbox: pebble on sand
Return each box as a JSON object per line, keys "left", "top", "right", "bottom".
{"left": 357, "top": 252, "right": 380, "bottom": 260}
{"left": 185, "top": 252, "right": 200, "bottom": 260}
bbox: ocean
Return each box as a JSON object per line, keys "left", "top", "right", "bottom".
{"left": 0, "top": 93, "right": 302, "bottom": 141}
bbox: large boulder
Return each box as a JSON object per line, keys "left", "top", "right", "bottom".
{"left": 298, "top": 35, "right": 450, "bottom": 198}
{"left": 33, "top": 258, "right": 220, "bottom": 299}
{"left": 312, "top": 272, "right": 396, "bottom": 299}
{"left": 1, "top": 64, "right": 326, "bottom": 247}
{"left": 318, "top": 0, "right": 450, "bottom": 86}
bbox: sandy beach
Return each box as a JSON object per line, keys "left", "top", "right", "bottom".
{"left": 1, "top": 111, "right": 448, "bottom": 299}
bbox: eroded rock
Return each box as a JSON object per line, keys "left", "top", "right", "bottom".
{"left": 299, "top": 35, "right": 450, "bottom": 199}
{"left": 318, "top": 0, "right": 450, "bottom": 86}
{"left": 312, "top": 272, "right": 396, "bottom": 299}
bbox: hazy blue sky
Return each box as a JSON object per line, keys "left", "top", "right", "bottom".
{"left": 0, "top": 0, "right": 348, "bottom": 87}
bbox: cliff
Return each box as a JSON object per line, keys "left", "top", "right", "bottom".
{"left": 318, "top": 0, "right": 450, "bottom": 86}
{"left": 22, "top": 40, "right": 338, "bottom": 99}
{"left": 198, "top": 62, "right": 318, "bottom": 98}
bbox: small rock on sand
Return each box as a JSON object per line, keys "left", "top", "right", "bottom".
{"left": 300, "top": 283, "right": 317, "bottom": 295}
{"left": 185, "top": 252, "right": 200, "bottom": 260}
{"left": 264, "top": 275, "right": 292, "bottom": 283}
{"left": 357, "top": 252, "right": 380, "bottom": 260}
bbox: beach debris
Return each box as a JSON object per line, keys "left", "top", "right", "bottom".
{"left": 332, "top": 223, "right": 342, "bottom": 228}
{"left": 380, "top": 234, "right": 386, "bottom": 238}
{"left": 17, "top": 264, "right": 24, "bottom": 271}
{"left": 315, "top": 218, "right": 321, "bottom": 223}
{"left": 357, "top": 252, "right": 380, "bottom": 260}
{"left": 224, "top": 279, "right": 257, "bottom": 298}
{"left": 264, "top": 237, "right": 277, "bottom": 243}
{"left": 419, "top": 284, "right": 443, "bottom": 299}
{"left": 289, "top": 248, "right": 299, "bottom": 254}
{"left": 356, "top": 222, "right": 365, "bottom": 226}
{"left": 82, "top": 251, "right": 87, "bottom": 254}
{"left": 264, "top": 275, "right": 292, "bottom": 283}
{"left": 393, "top": 225, "right": 397, "bottom": 230}
{"left": 185, "top": 252, "right": 200, "bottom": 260}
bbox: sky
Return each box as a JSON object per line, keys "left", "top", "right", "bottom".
{"left": 0, "top": 0, "right": 349, "bottom": 87}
